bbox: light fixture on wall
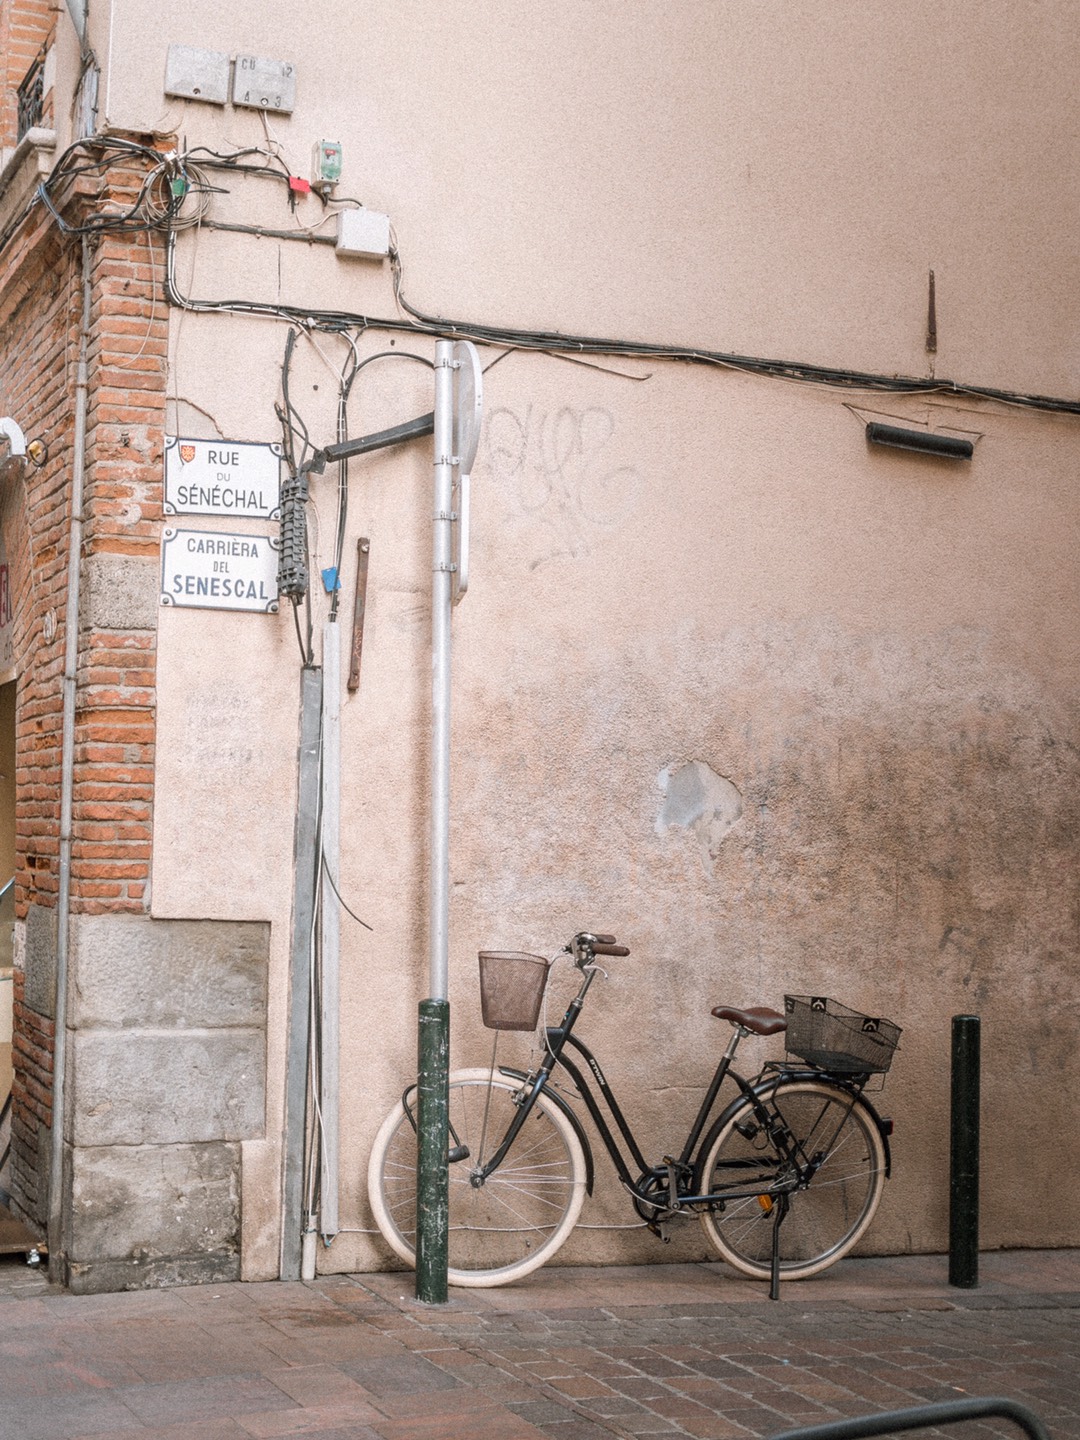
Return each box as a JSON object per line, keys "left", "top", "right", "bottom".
{"left": 866, "top": 422, "right": 973, "bottom": 461}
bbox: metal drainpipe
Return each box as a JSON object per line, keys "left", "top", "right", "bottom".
{"left": 64, "top": 0, "right": 86, "bottom": 40}
{"left": 47, "top": 234, "right": 93, "bottom": 1276}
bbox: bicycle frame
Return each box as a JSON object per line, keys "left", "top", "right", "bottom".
{"left": 472, "top": 959, "right": 867, "bottom": 1214}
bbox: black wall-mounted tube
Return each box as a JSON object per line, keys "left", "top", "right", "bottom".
{"left": 866, "top": 422, "right": 973, "bottom": 460}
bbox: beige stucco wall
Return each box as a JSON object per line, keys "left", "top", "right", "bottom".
{"left": 73, "top": 0, "right": 1080, "bottom": 1278}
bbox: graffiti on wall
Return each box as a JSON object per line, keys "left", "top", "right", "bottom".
{"left": 485, "top": 404, "right": 643, "bottom": 563}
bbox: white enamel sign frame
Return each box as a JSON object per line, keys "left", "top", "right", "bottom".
{"left": 165, "top": 437, "right": 284, "bottom": 519}
{"left": 161, "top": 528, "right": 281, "bottom": 612}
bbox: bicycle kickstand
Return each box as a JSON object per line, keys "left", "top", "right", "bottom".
{"left": 769, "top": 1192, "right": 790, "bottom": 1302}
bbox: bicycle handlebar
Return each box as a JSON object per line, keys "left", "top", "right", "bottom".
{"left": 569, "top": 931, "right": 631, "bottom": 963}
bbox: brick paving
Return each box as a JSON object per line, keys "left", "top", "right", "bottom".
{"left": 0, "top": 1251, "right": 1076, "bottom": 1440}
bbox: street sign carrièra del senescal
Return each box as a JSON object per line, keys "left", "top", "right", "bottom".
{"left": 160, "top": 528, "right": 281, "bottom": 613}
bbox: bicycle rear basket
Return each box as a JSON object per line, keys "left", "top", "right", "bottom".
{"left": 478, "top": 951, "right": 552, "bottom": 1032}
{"left": 784, "top": 995, "right": 901, "bottom": 1074}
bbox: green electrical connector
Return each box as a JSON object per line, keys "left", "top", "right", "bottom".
{"left": 313, "top": 140, "right": 342, "bottom": 193}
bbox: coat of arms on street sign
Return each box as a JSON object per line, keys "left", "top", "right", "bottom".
{"left": 165, "top": 437, "right": 283, "bottom": 519}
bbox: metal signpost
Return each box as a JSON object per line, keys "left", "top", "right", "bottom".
{"left": 415, "top": 340, "right": 482, "bottom": 1304}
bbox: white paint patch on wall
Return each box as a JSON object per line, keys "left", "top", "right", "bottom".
{"left": 656, "top": 760, "right": 743, "bottom": 876}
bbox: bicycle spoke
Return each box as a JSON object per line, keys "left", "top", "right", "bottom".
{"left": 699, "top": 1079, "right": 886, "bottom": 1280}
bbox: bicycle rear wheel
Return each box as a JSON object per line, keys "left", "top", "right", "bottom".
{"left": 367, "top": 1067, "right": 587, "bottom": 1287}
{"left": 697, "top": 1078, "right": 886, "bottom": 1281}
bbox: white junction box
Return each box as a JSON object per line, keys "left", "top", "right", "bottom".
{"left": 336, "top": 208, "right": 391, "bottom": 260}
{"left": 232, "top": 55, "right": 296, "bottom": 113}
{"left": 164, "top": 45, "right": 230, "bottom": 105}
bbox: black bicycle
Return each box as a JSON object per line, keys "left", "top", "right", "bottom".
{"left": 368, "top": 931, "right": 900, "bottom": 1293}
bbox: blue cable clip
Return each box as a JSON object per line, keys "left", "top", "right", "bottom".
{"left": 321, "top": 567, "right": 341, "bottom": 593}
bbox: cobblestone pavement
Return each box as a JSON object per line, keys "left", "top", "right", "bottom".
{"left": 0, "top": 1251, "right": 1076, "bottom": 1440}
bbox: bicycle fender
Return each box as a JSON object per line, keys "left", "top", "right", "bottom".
{"left": 691, "top": 1076, "right": 892, "bottom": 1193}
{"left": 497, "top": 1065, "right": 595, "bottom": 1196}
{"left": 767, "top": 1068, "right": 893, "bottom": 1177}
{"left": 853, "top": 1091, "right": 893, "bottom": 1178}
{"left": 763, "top": 1075, "right": 893, "bottom": 1178}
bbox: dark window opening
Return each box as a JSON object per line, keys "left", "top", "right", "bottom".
{"left": 17, "top": 56, "right": 45, "bottom": 141}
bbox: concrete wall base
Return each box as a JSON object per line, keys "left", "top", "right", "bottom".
{"left": 55, "top": 915, "right": 269, "bottom": 1291}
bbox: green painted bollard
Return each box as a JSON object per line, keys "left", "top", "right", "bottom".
{"left": 416, "top": 998, "right": 449, "bottom": 1304}
{"left": 949, "top": 1014, "right": 980, "bottom": 1288}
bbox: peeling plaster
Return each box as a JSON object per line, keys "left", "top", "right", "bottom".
{"left": 656, "top": 760, "right": 743, "bottom": 875}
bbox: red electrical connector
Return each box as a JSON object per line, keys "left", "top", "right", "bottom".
{"left": 288, "top": 176, "right": 311, "bottom": 195}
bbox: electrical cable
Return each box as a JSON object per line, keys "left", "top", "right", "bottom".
{"left": 289, "top": 596, "right": 309, "bottom": 665}
{"left": 160, "top": 222, "right": 1080, "bottom": 418}
{"left": 328, "top": 347, "right": 434, "bottom": 620}
{"left": 326, "top": 334, "right": 362, "bottom": 622}
{"left": 12, "top": 132, "right": 1080, "bottom": 421}
{"left": 33, "top": 136, "right": 187, "bottom": 236}
{"left": 321, "top": 854, "right": 374, "bottom": 932}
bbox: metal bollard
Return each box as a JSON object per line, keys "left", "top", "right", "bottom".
{"left": 415, "top": 997, "right": 450, "bottom": 1304}
{"left": 949, "top": 1014, "right": 980, "bottom": 1287}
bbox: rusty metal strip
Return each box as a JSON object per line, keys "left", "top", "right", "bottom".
{"left": 347, "top": 537, "right": 370, "bottom": 692}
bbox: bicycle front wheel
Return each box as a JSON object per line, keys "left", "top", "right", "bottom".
{"left": 698, "top": 1078, "right": 886, "bottom": 1281}
{"left": 367, "top": 1067, "right": 587, "bottom": 1287}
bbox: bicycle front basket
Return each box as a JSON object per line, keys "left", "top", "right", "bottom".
{"left": 478, "top": 951, "right": 552, "bottom": 1032}
{"left": 784, "top": 995, "right": 901, "bottom": 1074}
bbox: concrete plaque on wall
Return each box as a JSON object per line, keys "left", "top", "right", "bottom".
{"left": 164, "top": 438, "right": 283, "bottom": 519}
{"left": 161, "top": 529, "right": 280, "bottom": 613}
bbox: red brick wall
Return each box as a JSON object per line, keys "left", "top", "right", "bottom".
{"left": 76, "top": 161, "right": 167, "bottom": 913}
{"left": 8, "top": 967, "right": 53, "bottom": 1220}
{"left": 1, "top": 209, "right": 75, "bottom": 919}
{"left": 0, "top": 145, "right": 167, "bottom": 1227}
{"left": 0, "top": 0, "right": 55, "bottom": 150}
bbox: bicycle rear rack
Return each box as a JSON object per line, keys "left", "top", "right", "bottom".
{"left": 772, "top": 1397, "right": 1050, "bottom": 1440}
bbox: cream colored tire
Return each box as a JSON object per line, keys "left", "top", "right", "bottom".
{"left": 367, "top": 1067, "right": 587, "bottom": 1287}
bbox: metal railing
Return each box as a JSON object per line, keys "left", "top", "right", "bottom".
{"left": 773, "top": 1398, "right": 1050, "bottom": 1440}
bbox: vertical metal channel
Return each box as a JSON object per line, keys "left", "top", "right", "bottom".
{"left": 429, "top": 340, "right": 454, "bottom": 1005}
{"left": 281, "top": 665, "right": 323, "bottom": 1279}
{"left": 319, "top": 620, "right": 340, "bottom": 1241}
